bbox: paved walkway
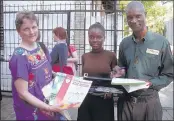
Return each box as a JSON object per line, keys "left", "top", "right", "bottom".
{"left": 1, "top": 96, "right": 173, "bottom": 120}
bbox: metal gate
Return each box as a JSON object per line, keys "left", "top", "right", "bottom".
{"left": 1, "top": 1, "right": 124, "bottom": 92}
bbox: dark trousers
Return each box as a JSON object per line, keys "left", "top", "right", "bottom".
{"left": 117, "top": 90, "right": 162, "bottom": 121}
{"left": 77, "top": 93, "right": 114, "bottom": 121}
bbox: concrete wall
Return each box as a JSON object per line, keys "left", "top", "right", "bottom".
{"left": 165, "top": 18, "right": 173, "bottom": 45}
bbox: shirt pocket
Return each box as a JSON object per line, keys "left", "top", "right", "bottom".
{"left": 142, "top": 53, "right": 160, "bottom": 75}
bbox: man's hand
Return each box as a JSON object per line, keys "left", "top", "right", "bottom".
{"left": 145, "top": 80, "right": 152, "bottom": 87}
{"left": 110, "top": 66, "right": 126, "bottom": 78}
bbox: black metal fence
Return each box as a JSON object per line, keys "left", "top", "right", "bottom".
{"left": 1, "top": 1, "right": 125, "bottom": 92}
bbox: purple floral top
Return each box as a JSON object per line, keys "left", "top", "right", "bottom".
{"left": 9, "top": 43, "right": 63, "bottom": 120}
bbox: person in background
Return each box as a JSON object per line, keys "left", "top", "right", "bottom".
{"left": 9, "top": 11, "right": 68, "bottom": 120}
{"left": 111, "top": 1, "right": 173, "bottom": 120}
{"left": 50, "top": 27, "right": 68, "bottom": 71}
{"left": 77, "top": 22, "right": 117, "bottom": 121}
{"left": 67, "top": 43, "right": 78, "bottom": 75}
{"left": 50, "top": 27, "right": 75, "bottom": 75}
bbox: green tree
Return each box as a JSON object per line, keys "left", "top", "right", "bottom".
{"left": 119, "top": 1, "right": 167, "bottom": 36}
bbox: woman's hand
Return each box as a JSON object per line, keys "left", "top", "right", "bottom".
{"left": 40, "top": 109, "right": 54, "bottom": 117}
{"left": 47, "top": 102, "right": 70, "bottom": 112}
{"left": 40, "top": 102, "right": 69, "bottom": 117}
{"left": 14, "top": 78, "right": 68, "bottom": 114}
{"left": 110, "top": 66, "right": 126, "bottom": 78}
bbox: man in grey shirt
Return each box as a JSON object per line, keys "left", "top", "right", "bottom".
{"left": 112, "top": 1, "right": 173, "bottom": 120}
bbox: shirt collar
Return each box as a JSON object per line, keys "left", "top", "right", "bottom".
{"left": 132, "top": 27, "right": 150, "bottom": 43}
{"left": 57, "top": 39, "right": 67, "bottom": 44}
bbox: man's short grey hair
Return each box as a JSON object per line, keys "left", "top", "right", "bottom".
{"left": 15, "top": 11, "right": 38, "bottom": 30}
{"left": 125, "top": 1, "right": 145, "bottom": 14}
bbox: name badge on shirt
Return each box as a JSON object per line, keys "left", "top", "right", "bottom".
{"left": 146, "top": 48, "right": 159, "bottom": 55}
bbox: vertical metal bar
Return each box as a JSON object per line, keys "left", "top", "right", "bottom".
{"left": 91, "top": 0, "right": 94, "bottom": 16}
{"left": 95, "top": 1, "right": 97, "bottom": 17}
{"left": 65, "top": 2, "right": 67, "bottom": 11}
{"left": 106, "top": 11, "right": 108, "bottom": 50}
{"left": 3, "top": 4, "right": 6, "bottom": 91}
{"left": 84, "top": 2, "right": 86, "bottom": 54}
{"left": 13, "top": 4, "right": 15, "bottom": 50}
{"left": 70, "top": 2, "right": 72, "bottom": 10}
{"left": 56, "top": 4, "right": 58, "bottom": 27}
{"left": 36, "top": 4, "right": 40, "bottom": 42}
{"left": 26, "top": 4, "right": 28, "bottom": 10}
{"left": 79, "top": 2, "right": 81, "bottom": 57}
{"left": 65, "top": 3, "right": 67, "bottom": 29}
{"left": 0, "top": 0, "right": 3, "bottom": 91}
{"left": 7, "top": 5, "right": 10, "bottom": 91}
{"left": 122, "top": 4, "right": 124, "bottom": 39}
{"left": 31, "top": 3, "right": 33, "bottom": 11}
{"left": 47, "top": 12, "right": 49, "bottom": 46}
{"left": 17, "top": 4, "right": 20, "bottom": 42}
{"left": 36, "top": 4, "right": 37, "bottom": 12}
{"left": 54, "top": 2, "right": 57, "bottom": 46}
{"left": 61, "top": 4, "right": 63, "bottom": 27}
{"left": 41, "top": 1, "right": 44, "bottom": 42}
{"left": 114, "top": 0, "right": 117, "bottom": 53}
{"left": 49, "top": 4, "right": 52, "bottom": 47}
{"left": 70, "top": 3, "right": 72, "bottom": 44}
{"left": 90, "top": 2, "right": 91, "bottom": 25}
{"left": 0, "top": 0, "right": 3, "bottom": 51}
{"left": 67, "top": 12, "right": 71, "bottom": 45}
{"left": 52, "top": 5, "right": 53, "bottom": 43}
{"left": 111, "top": 14, "right": 113, "bottom": 51}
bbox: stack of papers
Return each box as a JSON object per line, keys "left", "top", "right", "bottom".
{"left": 42, "top": 72, "right": 92, "bottom": 119}
{"left": 111, "top": 78, "right": 149, "bottom": 93}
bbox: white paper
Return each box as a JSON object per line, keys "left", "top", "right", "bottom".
{"left": 42, "top": 73, "right": 92, "bottom": 120}
{"left": 123, "top": 84, "right": 149, "bottom": 93}
{"left": 63, "top": 77, "right": 93, "bottom": 105}
{"left": 111, "top": 78, "right": 146, "bottom": 85}
{"left": 111, "top": 78, "right": 149, "bottom": 93}
{"left": 42, "top": 73, "right": 92, "bottom": 107}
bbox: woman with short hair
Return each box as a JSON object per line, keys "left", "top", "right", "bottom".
{"left": 9, "top": 11, "right": 67, "bottom": 120}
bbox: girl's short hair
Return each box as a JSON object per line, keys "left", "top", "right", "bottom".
{"left": 88, "top": 22, "right": 105, "bottom": 35}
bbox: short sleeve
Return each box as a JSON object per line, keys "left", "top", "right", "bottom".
{"left": 9, "top": 55, "right": 30, "bottom": 82}
{"left": 70, "top": 45, "right": 76, "bottom": 53}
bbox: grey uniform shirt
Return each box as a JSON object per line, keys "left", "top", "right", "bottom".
{"left": 118, "top": 31, "right": 173, "bottom": 95}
